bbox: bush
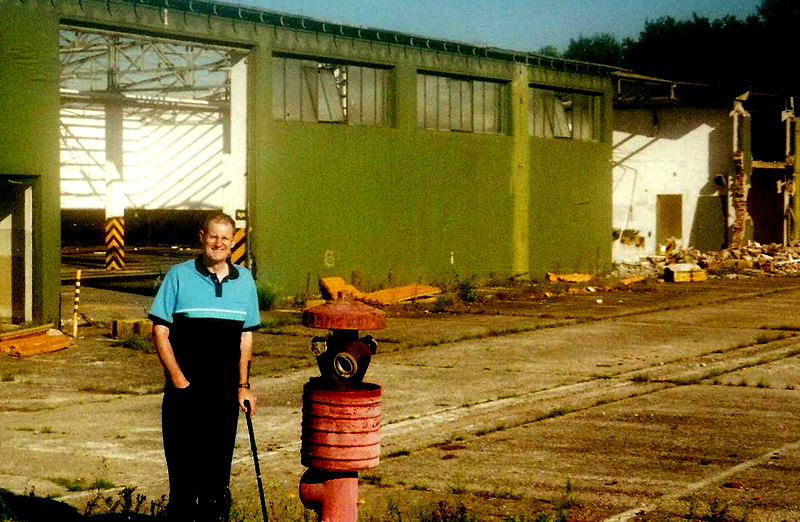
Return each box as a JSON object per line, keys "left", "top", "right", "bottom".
{"left": 257, "top": 283, "right": 280, "bottom": 310}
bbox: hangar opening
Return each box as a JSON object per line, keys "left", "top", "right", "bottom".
{"left": 58, "top": 25, "right": 249, "bottom": 249}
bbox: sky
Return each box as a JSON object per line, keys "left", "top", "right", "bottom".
{"left": 234, "top": 0, "right": 762, "bottom": 54}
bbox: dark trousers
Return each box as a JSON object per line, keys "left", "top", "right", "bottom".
{"left": 162, "top": 383, "right": 239, "bottom": 522}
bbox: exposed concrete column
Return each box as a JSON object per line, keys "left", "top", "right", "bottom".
{"left": 105, "top": 103, "right": 125, "bottom": 270}
{"left": 730, "top": 101, "right": 752, "bottom": 246}
{"left": 792, "top": 120, "right": 800, "bottom": 243}
{"left": 510, "top": 64, "right": 530, "bottom": 277}
{"left": 247, "top": 43, "right": 273, "bottom": 280}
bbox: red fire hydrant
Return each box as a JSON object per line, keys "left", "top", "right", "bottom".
{"left": 299, "top": 292, "right": 385, "bottom": 522}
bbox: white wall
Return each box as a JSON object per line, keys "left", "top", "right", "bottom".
{"left": 612, "top": 107, "right": 732, "bottom": 262}
{"left": 60, "top": 108, "right": 226, "bottom": 211}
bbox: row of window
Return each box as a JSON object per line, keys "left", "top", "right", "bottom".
{"left": 272, "top": 55, "right": 601, "bottom": 141}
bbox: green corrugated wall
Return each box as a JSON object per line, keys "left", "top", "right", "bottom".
{"left": 2, "top": 0, "right": 613, "bottom": 303}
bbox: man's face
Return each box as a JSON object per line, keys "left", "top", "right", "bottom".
{"left": 200, "top": 220, "right": 234, "bottom": 265}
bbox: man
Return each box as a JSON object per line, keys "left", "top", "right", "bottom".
{"left": 149, "top": 212, "right": 260, "bottom": 522}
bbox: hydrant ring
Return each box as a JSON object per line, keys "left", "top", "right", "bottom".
{"left": 333, "top": 351, "right": 358, "bottom": 379}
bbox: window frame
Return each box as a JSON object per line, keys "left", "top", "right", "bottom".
{"left": 417, "top": 71, "right": 510, "bottom": 135}
{"left": 528, "top": 85, "right": 602, "bottom": 141}
{"left": 272, "top": 53, "right": 393, "bottom": 127}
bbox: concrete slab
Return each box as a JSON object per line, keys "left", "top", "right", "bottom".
{"left": 4, "top": 278, "right": 800, "bottom": 520}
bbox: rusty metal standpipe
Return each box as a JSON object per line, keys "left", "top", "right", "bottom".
{"left": 299, "top": 292, "right": 385, "bottom": 522}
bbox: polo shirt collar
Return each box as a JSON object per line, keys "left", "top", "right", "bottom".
{"left": 194, "top": 255, "right": 240, "bottom": 282}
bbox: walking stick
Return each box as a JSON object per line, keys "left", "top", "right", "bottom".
{"left": 244, "top": 400, "right": 268, "bottom": 522}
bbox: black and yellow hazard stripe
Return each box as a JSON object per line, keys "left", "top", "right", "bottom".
{"left": 231, "top": 227, "right": 246, "bottom": 266}
{"left": 105, "top": 217, "right": 125, "bottom": 270}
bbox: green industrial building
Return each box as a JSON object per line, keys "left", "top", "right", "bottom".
{"left": 1, "top": 0, "right": 615, "bottom": 325}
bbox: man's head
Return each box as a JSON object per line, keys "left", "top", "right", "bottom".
{"left": 199, "top": 212, "right": 236, "bottom": 266}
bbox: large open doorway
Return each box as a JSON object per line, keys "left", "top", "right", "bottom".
{"left": 58, "top": 26, "right": 249, "bottom": 251}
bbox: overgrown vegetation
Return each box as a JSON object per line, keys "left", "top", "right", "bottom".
{"left": 50, "top": 477, "right": 115, "bottom": 492}
{"left": 0, "top": 483, "right": 585, "bottom": 522}
{"left": 257, "top": 282, "right": 281, "bottom": 310}
{"left": 114, "top": 334, "right": 156, "bottom": 354}
{"left": 83, "top": 486, "right": 166, "bottom": 518}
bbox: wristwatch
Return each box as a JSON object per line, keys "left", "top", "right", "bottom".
{"left": 238, "top": 382, "right": 250, "bottom": 389}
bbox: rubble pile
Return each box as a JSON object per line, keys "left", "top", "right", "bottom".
{"left": 612, "top": 242, "right": 800, "bottom": 279}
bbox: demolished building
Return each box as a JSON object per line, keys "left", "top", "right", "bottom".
{"left": 611, "top": 71, "right": 798, "bottom": 263}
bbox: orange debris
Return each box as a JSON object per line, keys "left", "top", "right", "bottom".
{"left": 363, "top": 284, "right": 441, "bottom": 305}
{"left": 547, "top": 273, "right": 594, "bottom": 284}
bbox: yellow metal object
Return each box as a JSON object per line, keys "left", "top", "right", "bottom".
{"left": 104, "top": 217, "right": 125, "bottom": 270}
{"left": 232, "top": 227, "right": 247, "bottom": 265}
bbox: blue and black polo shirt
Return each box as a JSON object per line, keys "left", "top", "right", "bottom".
{"left": 149, "top": 256, "right": 261, "bottom": 386}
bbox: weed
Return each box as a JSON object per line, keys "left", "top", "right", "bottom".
{"left": 787, "top": 384, "right": 796, "bottom": 391}
{"left": 409, "top": 482, "right": 431, "bottom": 491}
{"left": 51, "top": 477, "right": 115, "bottom": 492}
{"left": 760, "top": 324, "right": 800, "bottom": 332}
{"left": 430, "top": 296, "right": 448, "bottom": 313}
{"left": 1, "top": 373, "right": 14, "bottom": 383}
{"left": 555, "top": 480, "right": 577, "bottom": 513}
{"left": 754, "top": 332, "right": 790, "bottom": 345}
{"left": 707, "top": 497, "right": 729, "bottom": 521}
{"left": 420, "top": 500, "right": 477, "bottom": 522}
{"left": 90, "top": 478, "right": 116, "bottom": 490}
{"left": 83, "top": 486, "right": 165, "bottom": 517}
{"left": 475, "top": 423, "right": 506, "bottom": 436}
{"left": 113, "top": 334, "right": 155, "bottom": 353}
{"left": 361, "top": 473, "right": 386, "bottom": 487}
{"left": 446, "top": 476, "right": 467, "bottom": 495}
{"left": 259, "top": 313, "right": 302, "bottom": 331}
{"left": 478, "top": 486, "right": 522, "bottom": 500}
{"left": 257, "top": 282, "right": 281, "bottom": 310}
{"left": 738, "top": 378, "right": 749, "bottom": 387}
{"left": 503, "top": 515, "right": 565, "bottom": 522}
{"left": 756, "top": 379, "right": 770, "bottom": 389}
{"left": 630, "top": 373, "right": 652, "bottom": 383}
{"left": 669, "top": 375, "right": 703, "bottom": 386}
{"left": 537, "top": 407, "right": 572, "bottom": 421}
{"left": 386, "top": 449, "right": 411, "bottom": 458}
{"left": 456, "top": 277, "right": 481, "bottom": 304}
{"left": 79, "top": 384, "right": 139, "bottom": 395}
{"left": 40, "top": 426, "right": 54, "bottom": 434}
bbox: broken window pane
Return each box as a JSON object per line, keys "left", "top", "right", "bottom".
{"left": 272, "top": 56, "right": 389, "bottom": 126}
{"left": 529, "top": 87, "right": 600, "bottom": 141}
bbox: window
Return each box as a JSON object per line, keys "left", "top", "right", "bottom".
{"left": 529, "top": 88, "right": 600, "bottom": 141}
{"left": 272, "top": 55, "right": 390, "bottom": 126}
{"left": 417, "top": 73, "right": 509, "bottom": 134}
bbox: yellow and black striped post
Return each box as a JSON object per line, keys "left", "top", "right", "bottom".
{"left": 105, "top": 217, "right": 125, "bottom": 270}
{"left": 72, "top": 269, "right": 81, "bottom": 338}
{"left": 231, "top": 227, "right": 247, "bottom": 266}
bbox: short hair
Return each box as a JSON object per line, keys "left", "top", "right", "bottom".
{"left": 202, "top": 212, "right": 235, "bottom": 232}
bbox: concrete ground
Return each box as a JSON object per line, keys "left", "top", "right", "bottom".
{"left": 2, "top": 276, "right": 800, "bottom": 521}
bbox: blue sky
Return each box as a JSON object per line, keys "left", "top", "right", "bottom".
{"left": 235, "top": 0, "right": 761, "bottom": 53}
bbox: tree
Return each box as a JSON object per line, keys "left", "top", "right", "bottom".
{"left": 621, "top": 14, "right": 763, "bottom": 89}
{"left": 536, "top": 45, "right": 560, "bottom": 58}
{"left": 563, "top": 33, "right": 623, "bottom": 67}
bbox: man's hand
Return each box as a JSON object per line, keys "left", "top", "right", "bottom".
{"left": 239, "top": 387, "right": 257, "bottom": 416}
